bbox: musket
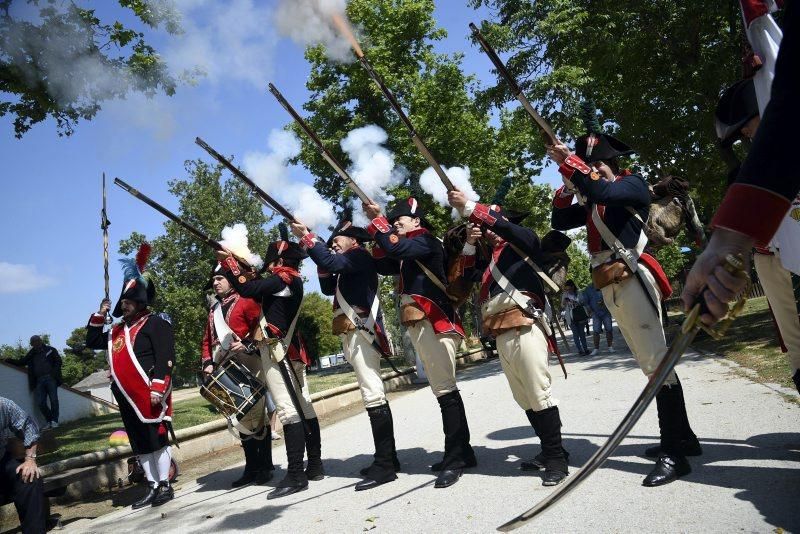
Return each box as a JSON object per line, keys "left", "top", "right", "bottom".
{"left": 194, "top": 137, "right": 298, "bottom": 223}
{"left": 498, "top": 254, "right": 748, "bottom": 531}
{"left": 101, "top": 173, "right": 113, "bottom": 325}
{"left": 267, "top": 83, "right": 373, "bottom": 205}
{"left": 329, "top": 15, "right": 455, "bottom": 192}
{"left": 470, "top": 22, "right": 559, "bottom": 146}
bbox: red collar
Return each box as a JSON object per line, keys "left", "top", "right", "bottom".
{"left": 405, "top": 228, "right": 429, "bottom": 239}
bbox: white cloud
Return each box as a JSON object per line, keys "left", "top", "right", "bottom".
{"left": 0, "top": 263, "right": 56, "bottom": 294}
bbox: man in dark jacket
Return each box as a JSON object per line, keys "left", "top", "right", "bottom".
{"left": 13, "top": 336, "right": 62, "bottom": 430}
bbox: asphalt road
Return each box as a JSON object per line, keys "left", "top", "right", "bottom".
{"left": 67, "top": 340, "right": 800, "bottom": 533}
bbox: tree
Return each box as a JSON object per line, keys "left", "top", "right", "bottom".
{"left": 470, "top": 0, "right": 752, "bottom": 218}
{"left": 654, "top": 240, "right": 689, "bottom": 282}
{"left": 60, "top": 326, "right": 107, "bottom": 386}
{"left": 1, "top": 0, "right": 182, "bottom": 138}
{"left": 294, "top": 0, "right": 552, "bottom": 234}
{"left": 296, "top": 292, "right": 340, "bottom": 364}
{"left": 119, "top": 159, "right": 273, "bottom": 381}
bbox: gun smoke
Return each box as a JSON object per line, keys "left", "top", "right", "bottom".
{"left": 274, "top": 0, "right": 354, "bottom": 62}
{"left": 340, "top": 125, "right": 406, "bottom": 226}
{"left": 219, "top": 223, "right": 264, "bottom": 269}
{"left": 243, "top": 129, "right": 337, "bottom": 231}
{"left": 420, "top": 166, "right": 480, "bottom": 218}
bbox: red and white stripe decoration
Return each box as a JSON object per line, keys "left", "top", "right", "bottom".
{"left": 408, "top": 197, "right": 418, "bottom": 215}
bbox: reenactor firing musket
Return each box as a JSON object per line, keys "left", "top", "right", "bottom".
{"left": 330, "top": 14, "right": 455, "bottom": 192}
{"left": 268, "top": 82, "right": 372, "bottom": 205}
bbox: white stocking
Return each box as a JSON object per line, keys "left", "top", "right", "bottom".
{"left": 138, "top": 453, "right": 157, "bottom": 485}
{"left": 154, "top": 446, "right": 171, "bottom": 483}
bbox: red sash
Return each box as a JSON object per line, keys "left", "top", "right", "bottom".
{"left": 108, "top": 313, "right": 172, "bottom": 423}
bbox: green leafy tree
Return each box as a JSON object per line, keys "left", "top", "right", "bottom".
{"left": 1, "top": 0, "right": 182, "bottom": 138}
{"left": 119, "top": 159, "right": 273, "bottom": 381}
{"left": 470, "top": 0, "right": 751, "bottom": 218}
{"left": 296, "top": 292, "right": 340, "bottom": 363}
{"left": 654, "top": 240, "right": 689, "bottom": 281}
{"left": 295, "top": 0, "right": 552, "bottom": 234}
{"left": 60, "top": 326, "right": 107, "bottom": 386}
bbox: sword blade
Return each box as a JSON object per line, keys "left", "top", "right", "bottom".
{"left": 498, "top": 308, "right": 701, "bottom": 531}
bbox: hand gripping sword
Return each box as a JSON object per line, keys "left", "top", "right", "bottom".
{"left": 498, "top": 254, "right": 749, "bottom": 531}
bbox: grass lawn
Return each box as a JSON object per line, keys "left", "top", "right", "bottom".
{"left": 669, "top": 296, "right": 794, "bottom": 391}
{"left": 38, "top": 396, "right": 222, "bottom": 466}
{"left": 306, "top": 355, "right": 411, "bottom": 393}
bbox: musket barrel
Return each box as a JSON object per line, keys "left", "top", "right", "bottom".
{"left": 469, "top": 22, "right": 559, "bottom": 146}
{"left": 194, "top": 137, "right": 298, "bottom": 222}
{"left": 267, "top": 83, "right": 373, "bottom": 205}
{"left": 355, "top": 55, "right": 456, "bottom": 191}
{"left": 113, "top": 177, "right": 223, "bottom": 251}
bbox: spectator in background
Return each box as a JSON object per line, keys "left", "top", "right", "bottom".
{"left": 1, "top": 395, "right": 47, "bottom": 534}
{"left": 12, "top": 336, "right": 62, "bottom": 430}
{"left": 562, "top": 280, "right": 590, "bottom": 355}
{"left": 581, "top": 282, "right": 615, "bottom": 356}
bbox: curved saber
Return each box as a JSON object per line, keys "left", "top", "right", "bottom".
{"left": 499, "top": 255, "right": 746, "bottom": 531}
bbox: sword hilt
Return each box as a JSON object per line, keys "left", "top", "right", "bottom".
{"left": 688, "top": 253, "right": 749, "bottom": 339}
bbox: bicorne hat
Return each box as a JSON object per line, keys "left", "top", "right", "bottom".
{"left": 715, "top": 78, "right": 758, "bottom": 147}
{"left": 263, "top": 223, "right": 308, "bottom": 268}
{"left": 113, "top": 243, "right": 156, "bottom": 318}
{"left": 574, "top": 100, "right": 635, "bottom": 163}
{"left": 387, "top": 197, "right": 428, "bottom": 226}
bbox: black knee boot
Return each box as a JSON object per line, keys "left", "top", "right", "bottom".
{"left": 231, "top": 436, "right": 259, "bottom": 488}
{"left": 520, "top": 408, "right": 570, "bottom": 471}
{"left": 644, "top": 377, "right": 702, "bottom": 458}
{"left": 643, "top": 383, "right": 691, "bottom": 487}
{"left": 304, "top": 418, "right": 325, "bottom": 481}
{"left": 529, "top": 406, "right": 568, "bottom": 486}
{"left": 434, "top": 390, "right": 475, "bottom": 488}
{"left": 793, "top": 370, "right": 800, "bottom": 395}
{"left": 356, "top": 404, "right": 399, "bottom": 491}
{"left": 360, "top": 403, "right": 401, "bottom": 476}
{"left": 267, "top": 422, "right": 309, "bottom": 499}
{"left": 254, "top": 430, "right": 274, "bottom": 484}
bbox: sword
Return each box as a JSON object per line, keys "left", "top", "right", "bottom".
{"left": 498, "top": 254, "right": 748, "bottom": 531}
{"left": 101, "top": 172, "right": 112, "bottom": 325}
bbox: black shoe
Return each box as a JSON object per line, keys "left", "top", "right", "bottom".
{"left": 151, "top": 482, "right": 174, "bottom": 507}
{"left": 644, "top": 439, "right": 703, "bottom": 458}
{"left": 305, "top": 461, "right": 325, "bottom": 481}
{"left": 542, "top": 468, "right": 568, "bottom": 486}
{"left": 355, "top": 471, "right": 398, "bottom": 492}
{"left": 254, "top": 469, "right": 274, "bottom": 485}
{"left": 231, "top": 469, "right": 258, "bottom": 488}
{"left": 267, "top": 479, "right": 308, "bottom": 500}
{"left": 434, "top": 468, "right": 463, "bottom": 488}
{"left": 361, "top": 460, "right": 400, "bottom": 477}
{"left": 642, "top": 454, "right": 691, "bottom": 487}
{"left": 520, "top": 448, "right": 571, "bottom": 471}
{"left": 131, "top": 484, "right": 158, "bottom": 510}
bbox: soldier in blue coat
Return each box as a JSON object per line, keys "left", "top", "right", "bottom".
{"left": 363, "top": 197, "right": 475, "bottom": 488}
{"left": 291, "top": 218, "right": 399, "bottom": 491}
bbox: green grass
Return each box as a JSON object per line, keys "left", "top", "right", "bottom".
{"left": 38, "top": 396, "right": 222, "bottom": 466}
{"left": 669, "top": 296, "right": 795, "bottom": 390}
{"left": 306, "top": 355, "right": 411, "bottom": 394}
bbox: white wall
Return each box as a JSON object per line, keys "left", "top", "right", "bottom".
{"left": 0, "top": 363, "right": 116, "bottom": 424}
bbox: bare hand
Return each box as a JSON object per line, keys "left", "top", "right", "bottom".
{"left": 362, "top": 201, "right": 382, "bottom": 220}
{"left": 214, "top": 247, "right": 232, "bottom": 263}
{"left": 289, "top": 222, "right": 309, "bottom": 238}
{"left": 546, "top": 143, "right": 572, "bottom": 165}
{"left": 448, "top": 189, "right": 467, "bottom": 210}
{"left": 150, "top": 391, "right": 164, "bottom": 408}
{"left": 681, "top": 228, "right": 753, "bottom": 325}
{"left": 465, "top": 223, "right": 482, "bottom": 245}
{"left": 229, "top": 339, "right": 247, "bottom": 354}
{"left": 16, "top": 459, "right": 40, "bottom": 483}
{"left": 99, "top": 299, "right": 111, "bottom": 315}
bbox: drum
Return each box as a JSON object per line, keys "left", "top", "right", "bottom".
{"left": 200, "top": 357, "right": 267, "bottom": 425}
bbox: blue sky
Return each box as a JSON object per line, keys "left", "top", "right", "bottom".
{"left": 0, "top": 0, "right": 562, "bottom": 350}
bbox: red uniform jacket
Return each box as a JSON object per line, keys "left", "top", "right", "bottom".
{"left": 201, "top": 292, "right": 262, "bottom": 367}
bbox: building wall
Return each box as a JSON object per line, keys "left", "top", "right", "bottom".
{"left": 0, "top": 362, "right": 116, "bottom": 424}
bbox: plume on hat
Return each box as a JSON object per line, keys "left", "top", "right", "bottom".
{"left": 580, "top": 100, "right": 603, "bottom": 134}
{"left": 120, "top": 242, "right": 151, "bottom": 285}
{"left": 491, "top": 175, "right": 513, "bottom": 206}
{"left": 278, "top": 222, "right": 289, "bottom": 242}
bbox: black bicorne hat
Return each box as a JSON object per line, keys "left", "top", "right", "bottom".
{"left": 387, "top": 197, "right": 428, "bottom": 225}
{"left": 204, "top": 262, "right": 225, "bottom": 291}
{"left": 113, "top": 243, "right": 156, "bottom": 318}
{"left": 263, "top": 222, "right": 308, "bottom": 267}
{"left": 574, "top": 100, "right": 635, "bottom": 163}
{"left": 327, "top": 220, "right": 372, "bottom": 247}
{"left": 715, "top": 78, "right": 758, "bottom": 147}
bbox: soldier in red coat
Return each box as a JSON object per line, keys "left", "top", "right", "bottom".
{"left": 201, "top": 262, "right": 275, "bottom": 487}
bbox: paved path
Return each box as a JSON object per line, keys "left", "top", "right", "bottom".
{"left": 69, "top": 342, "right": 800, "bottom": 533}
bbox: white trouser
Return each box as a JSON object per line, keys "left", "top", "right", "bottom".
{"left": 406, "top": 319, "right": 460, "bottom": 397}
{"left": 755, "top": 252, "right": 800, "bottom": 373}
{"left": 259, "top": 342, "right": 316, "bottom": 425}
{"left": 342, "top": 330, "right": 387, "bottom": 408}
{"left": 600, "top": 264, "right": 677, "bottom": 385}
{"left": 495, "top": 324, "right": 556, "bottom": 412}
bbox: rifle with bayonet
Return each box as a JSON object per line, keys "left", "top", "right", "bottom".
{"left": 194, "top": 137, "right": 298, "bottom": 223}
{"left": 268, "top": 83, "right": 372, "bottom": 205}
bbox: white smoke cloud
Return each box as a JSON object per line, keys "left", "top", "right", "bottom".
{"left": 340, "top": 125, "right": 406, "bottom": 227}
{"left": 0, "top": 263, "right": 56, "bottom": 294}
{"left": 219, "top": 223, "right": 264, "bottom": 269}
{"left": 274, "top": 0, "right": 354, "bottom": 62}
{"left": 243, "top": 130, "right": 337, "bottom": 231}
{"left": 420, "top": 166, "right": 480, "bottom": 218}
